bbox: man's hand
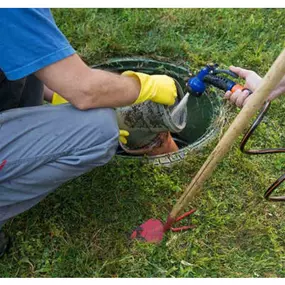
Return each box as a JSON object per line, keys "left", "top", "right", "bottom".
{"left": 51, "top": 92, "right": 68, "bottom": 105}
{"left": 119, "top": 130, "right": 129, "bottom": 144}
{"left": 122, "top": 71, "right": 177, "bottom": 105}
{"left": 224, "top": 65, "right": 285, "bottom": 108}
{"left": 224, "top": 66, "right": 262, "bottom": 108}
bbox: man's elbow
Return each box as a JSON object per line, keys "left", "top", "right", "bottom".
{"left": 73, "top": 98, "right": 91, "bottom": 110}
{"left": 72, "top": 96, "right": 94, "bottom": 110}
{"left": 70, "top": 82, "right": 96, "bottom": 110}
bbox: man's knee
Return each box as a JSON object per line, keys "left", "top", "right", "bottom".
{"left": 69, "top": 106, "right": 119, "bottom": 164}
{"left": 0, "top": 104, "right": 119, "bottom": 181}
{"left": 83, "top": 107, "right": 119, "bottom": 144}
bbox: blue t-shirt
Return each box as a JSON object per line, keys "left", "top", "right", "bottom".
{"left": 0, "top": 8, "right": 75, "bottom": 80}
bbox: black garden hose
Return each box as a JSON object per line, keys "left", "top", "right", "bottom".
{"left": 240, "top": 101, "right": 285, "bottom": 201}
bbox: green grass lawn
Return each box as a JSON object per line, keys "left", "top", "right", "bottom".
{"left": 1, "top": 8, "right": 285, "bottom": 277}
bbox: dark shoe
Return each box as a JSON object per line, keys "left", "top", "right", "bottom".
{"left": 0, "top": 231, "right": 9, "bottom": 258}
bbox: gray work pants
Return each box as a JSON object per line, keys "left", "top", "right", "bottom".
{"left": 0, "top": 97, "right": 119, "bottom": 229}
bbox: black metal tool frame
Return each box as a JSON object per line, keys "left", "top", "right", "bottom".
{"left": 240, "top": 101, "right": 285, "bottom": 201}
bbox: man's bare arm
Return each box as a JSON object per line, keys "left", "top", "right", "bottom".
{"left": 35, "top": 54, "right": 140, "bottom": 110}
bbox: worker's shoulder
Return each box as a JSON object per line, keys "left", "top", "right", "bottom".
{"left": 0, "top": 8, "right": 53, "bottom": 24}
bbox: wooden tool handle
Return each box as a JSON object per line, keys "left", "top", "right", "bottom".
{"left": 169, "top": 48, "right": 285, "bottom": 219}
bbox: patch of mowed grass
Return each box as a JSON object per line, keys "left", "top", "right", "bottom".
{"left": 1, "top": 8, "right": 285, "bottom": 277}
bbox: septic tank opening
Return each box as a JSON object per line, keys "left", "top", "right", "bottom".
{"left": 92, "top": 58, "right": 225, "bottom": 165}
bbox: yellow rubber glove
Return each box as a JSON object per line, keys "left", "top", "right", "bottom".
{"left": 52, "top": 92, "right": 68, "bottom": 105}
{"left": 119, "top": 130, "right": 129, "bottom": 144}
{"left": 51, "top": 92, "right": 129, "bottom": 144}
{"left": 122, "top": 71, "right": 177, "bottom": 105}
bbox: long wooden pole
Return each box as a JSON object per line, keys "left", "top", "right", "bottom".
{"left": 165, "top": 48, "right": 285, "bottom": 227}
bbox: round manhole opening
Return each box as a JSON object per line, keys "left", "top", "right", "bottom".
{"left": 92, "top": 58, "right": 225, "bottom": 166}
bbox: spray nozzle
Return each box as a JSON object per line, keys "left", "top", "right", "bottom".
{"left": 187, "top": 64, "right": 241, "bottom": 97}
